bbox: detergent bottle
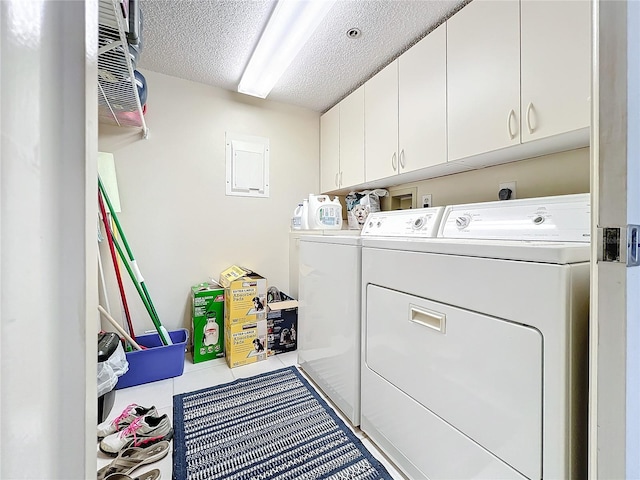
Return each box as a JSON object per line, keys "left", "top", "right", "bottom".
{"left": 291, "top": 202, "right": 304, "bottom": 230}
{"left": 308, "top": 194, "right": 343, "bottom": 229}
{"left": 300, "top": 199, "right": 310, "bottom": 229}
{"left": 329, "top": 197, "right": 344, "bottom": 229}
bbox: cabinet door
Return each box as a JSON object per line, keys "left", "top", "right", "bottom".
{"left": 339, "top": 85, "right": 365, "bottom": 188}
{"left": 399, "top": 23, "right": 447, "bottom": 172}
{"left": 521, "top": 0, "right": 591, "bottom": 142}
{"left": 447, "top": 0, "right": 520, "bottom": 161}
{"left": 320, "top": 104, "right": 340, "bottom": 193}
{"left": 365, "top": 61, "right": 399, "bottom": 182}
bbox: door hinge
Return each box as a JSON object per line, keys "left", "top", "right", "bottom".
{"left": 598, "top": 225, "right": 640, "bottom": 266}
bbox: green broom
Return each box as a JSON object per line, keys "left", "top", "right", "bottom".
{"left": 98, "top": 177, "right": 172, "bottom": 346}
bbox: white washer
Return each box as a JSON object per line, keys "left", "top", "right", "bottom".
{"left": 289, "top": 229, "right": 360, "bottom": 299}
{"left": 298, "top": 207, "right": 444, "bottom": 426}
{"left": 360, "top": 194, "right": 590, "bottom": 480}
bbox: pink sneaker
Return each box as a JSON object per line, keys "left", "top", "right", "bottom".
{"left": 99, "top": 414, "right": 173, "bottom": 456}
{"left": 97, "top": 404, "right": 157, "bottom": 439}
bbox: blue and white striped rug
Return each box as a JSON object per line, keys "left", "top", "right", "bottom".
{"left": 173, "top": 366, "right": 392, "bottom": 480}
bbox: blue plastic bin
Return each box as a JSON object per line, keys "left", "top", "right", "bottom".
{"left": 116, "top": 329, "right": 188, "bottom": 389}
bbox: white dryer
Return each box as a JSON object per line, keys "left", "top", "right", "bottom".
{"left": 360, "top": 194, "right": 590, "bottom": 480}
{"left": 298, "top": 207, "right": 444, "bottom": 427}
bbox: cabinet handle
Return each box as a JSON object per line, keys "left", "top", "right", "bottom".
{"left": 399, "top": 149, "right": 405, "bottom": 169}
{"left": 507, "top": 109, "right": 516, "bottom": 140}
{"left": 526, "top": 102, "right": 535, "bottom": 134}
{"left": 391, "top": 152, "right": 397, "bottom": 171}
{"left": 335, "top": 172, "right": 339, "bottom": 187}
{"left": 339, "top": 171, "right": 343, "bottom": 186}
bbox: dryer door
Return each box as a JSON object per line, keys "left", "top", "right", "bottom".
{"left": 365, "top": 284, "right": 543, "bottom": 480}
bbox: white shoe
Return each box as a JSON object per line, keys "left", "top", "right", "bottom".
{"left": 97, "top": 403, "right": 157, "bottom": 439}
{"left": 100, "top": 414, "right": 173, "bottom": 456}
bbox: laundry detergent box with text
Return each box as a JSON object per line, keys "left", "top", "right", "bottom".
{"left": 190, "top": 281, "right": 225, "bottom": 364}
{"left": 218, "top": 265, "right": 268, "bottom": 326}
{"left": 224, "top": 319, "right": 268, "bottom": 368}
{"left": 267, "top": 292, "right": 298, "bottom": 356}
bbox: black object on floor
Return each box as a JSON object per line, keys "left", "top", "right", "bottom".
{"left": 99, "top": 332, "right": 121, "bottom": 362}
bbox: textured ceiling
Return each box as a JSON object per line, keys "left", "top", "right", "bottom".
{"left": 138, "top": 0, "right": 469, "bottom": 113}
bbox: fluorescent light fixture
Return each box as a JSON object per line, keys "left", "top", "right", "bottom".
{"left": 238, "top": 0, "right": 337, "bottom": 98}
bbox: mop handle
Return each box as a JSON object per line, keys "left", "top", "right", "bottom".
{"left": 98, "top": 176, "right": 172, "bottom": 346}
{"left": 98, "top": 305, "right": 142, "bottom": 351}
{"left": 97, "top": 250, "right": 111, "bottom": 314}
{"left": 98, "top": 177, "right": 135, "bottom": 260}
{"left": 110, "top": 230, "right": 174, "bottom": 347}
{"left": 109, "top": 229, "right": 158, "bottom": 334}
{"left": 98, "top": 191, "right": 136, "bottom": 340}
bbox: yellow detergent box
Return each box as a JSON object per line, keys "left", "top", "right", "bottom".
{"left": 224, "top": 320, "right": 268, "bottom": 368}
{"left": 219, "top": 265, "right": 268, "bottom": 325}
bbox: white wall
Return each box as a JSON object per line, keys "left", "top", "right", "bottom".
{"left": 385, "top": 147, "right": 590, "bottom": 208}
{"left": 98, "top": 70, "right": 319, "bottom": 335}
{"left": 1, "top": 1, "right": 97, "bottom": 478}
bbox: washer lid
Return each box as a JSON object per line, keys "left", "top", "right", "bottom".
{"left": 438, "top": 193, "right": 590, "bottom": 242}
{"left": 361, "top": 207, "right": 445, "bottom": 238}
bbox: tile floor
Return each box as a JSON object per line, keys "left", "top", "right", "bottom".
{"left": 97, "top": 351, "right": 406, "bottom": 479}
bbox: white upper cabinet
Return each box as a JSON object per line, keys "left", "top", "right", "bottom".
{"left": 520, "top": 0, "right": 591, "bottom": 142}
{"left": 447, "top": 0, "right": 521, "bottom": 161}
{"left": 339, "top": 85, "right": 365, "bottom": 188}
{"left": 398, "top": 23, "right": 447, "bottom": 173}
{"left": 319, "top": 0, "right": 591, "bottom": 191}
{"left": 320, "top": 88, "right": 365, "bottom": 193}
{"left": 365, "top": 24, "right": 448, "bottom": 183}
{"left": 365, "top": 61, "right": 399, "bottom": 182}
{"left": 320, "top": 104, "right": 340, "bottom": 193}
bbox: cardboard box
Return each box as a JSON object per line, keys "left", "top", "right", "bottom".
{"left": 191, "top": 282, "right": 225, "bottom": 363}
{"left": 224, "top": 320, "right": 268, "bottom": 368}
{"left": 267, "top": 292, "right": 298, "bottom": 356}
{"left": 219, "top": 265, "right": 267, "bottom": 326}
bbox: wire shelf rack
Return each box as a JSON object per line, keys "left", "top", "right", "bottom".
{"left": 98, "top": 0, "right": 148, "bottom": 138}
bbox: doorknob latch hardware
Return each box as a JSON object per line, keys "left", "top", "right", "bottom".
{"left": 598, "top": 225, "right": 640, "bottom": 266}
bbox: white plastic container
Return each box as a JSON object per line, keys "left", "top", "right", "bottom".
{"left": 308, "top": 194, "right": 343, "bottom": 230}
{"left": 301, "top": 199, "right": 310, "bottom": 229}
{"left": 291, "top": 203, "right": 304, "bottom": 230}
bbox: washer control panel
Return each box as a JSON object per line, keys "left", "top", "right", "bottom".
{"left": 361, "top": 207, "right": 445, "bottom": 237}
{"left": 440, "top": 193, "right": 591, "bottom": 242}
